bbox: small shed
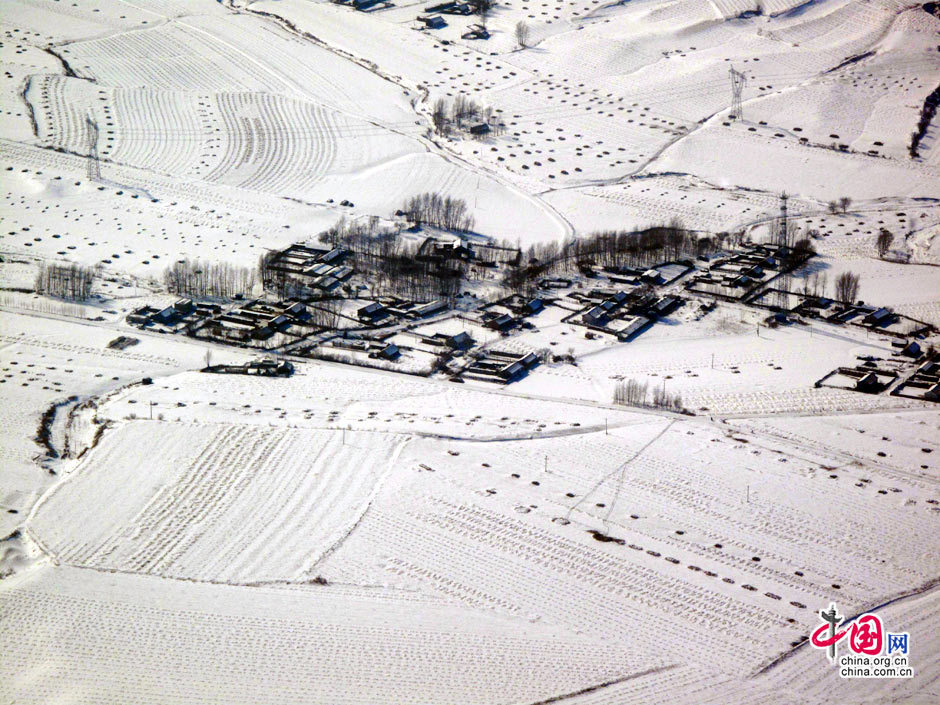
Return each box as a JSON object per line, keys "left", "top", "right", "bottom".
{"left": 855, "top": 372, "right": 881, "bottom": 393}
{"left": 284, "top": 302, "right": 308, "bottom": 319}
{"left": 498, "top": 361, "right": 525, "bottom": 381}
{"left": 418, "top": 15, "right": 447, "bottom": 28}
{"left": 412, "top": 300, "right": 447, "bottom": 318}
{"left": 520, "top": 352, "right": 539, "bottom": 369}
{"left": 650, "top": 296, "right": 679, "bottom": 317}
{"left": 918, "top": 361, "right": 939, "bottom": 376}
{"left": 469, "top": 123, "right": 490, "bottom": 136}
{"left": 615, "top": 315, "right": 651, "bottom": 341}
{"left": 268, "top": 314, "right": 290, "bottom": 331}
{"left": 320, "top": 248, "right": 347, "bottom": 264}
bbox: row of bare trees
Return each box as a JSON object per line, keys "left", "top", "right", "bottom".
{"left": 403, "top": 193, "right": 475, "bottom": 232}
{"left": 35, "top": 262, "right": 96, "bottom": 300}
{"left": 164, "top": 259, "right": 255, "bottom": 299}
{"left": 613, "top": 378, "right": 683, "bottom": 410}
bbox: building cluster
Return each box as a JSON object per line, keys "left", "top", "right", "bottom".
{"left": 479, "top": 294, "right": 545, "bottom": 333}
{"left": 686, "top": 243, "right": 789, "bottom": 300}
{"left": 571, "top": 288, "right": 680, "bottom": 342}
{"left": 817, "top": 340, "right": 938, "bottom": 403}
{"left": 201, "top": 300, "right": 313, "bottom": 343}
{"left": 263, "top": 243, "right": 353, "bottom": 294}
{"left": 127, "top": 298, "right": 221, "bottom": 330}
{"left": 356, "top": 298, "right": 448, "bottom": 324}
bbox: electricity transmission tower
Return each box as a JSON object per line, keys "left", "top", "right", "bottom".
{"left": 777, "top": 192, "right": 789, "bottom": 246}
{"left": 729, "top": 66, "right": 746, "bottom": 121}
{"left": 775, "top": 192, "right": 791, "bottom": 308}
{"left": 85, "top": 116, "right": 100, "bottom": 181}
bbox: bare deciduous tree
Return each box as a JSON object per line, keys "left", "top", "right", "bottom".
{"left": 876, "top": 228, "right": 894, "bottom": 258}
{"left": 838, "top": 196, "right": 852, "bottom": 214}
{"left": 431, "top": 98, "right": 449, "bottom": 136}
{"left": 515, "top": 21, "right": 530, "bottom": 49}
{"left": 835, "top": 271, "right": 861, "bottom": 304}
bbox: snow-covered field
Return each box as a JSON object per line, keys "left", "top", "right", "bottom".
{"left": 2, "top": 0, "right": 939, "bottom": 703}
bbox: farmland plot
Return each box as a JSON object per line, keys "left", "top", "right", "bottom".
{"left": 732, "top": 411, "right": 940, "bottom": 483}
{"left": 54, "top": 13, "right": 418, "bottom": 125}
{"left": 563, "top": 576, "right": 940, "bottom": 703}
{"left": 319, "top": 420, "right": 939, "bottom": 675}
{"left": 28, "top": 75, "right": 418, "bottom": 199}
{"left": 29, "top": 421, "right": 408, "bottom": 583}
{"left": 0, "top": 144, "right": 341, "bottom": 273}
{"left": 656, "top": 121, "right": 940, "bottom": 204}
{"left": 0, "top": 564, "right": 654, "bottom": 705}
{"left": 0, "top": 310, "right": 215, "bottom": 536}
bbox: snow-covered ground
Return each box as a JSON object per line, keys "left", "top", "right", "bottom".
{"left": 2, "top": 0, "right": 939, "bottom": 703}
